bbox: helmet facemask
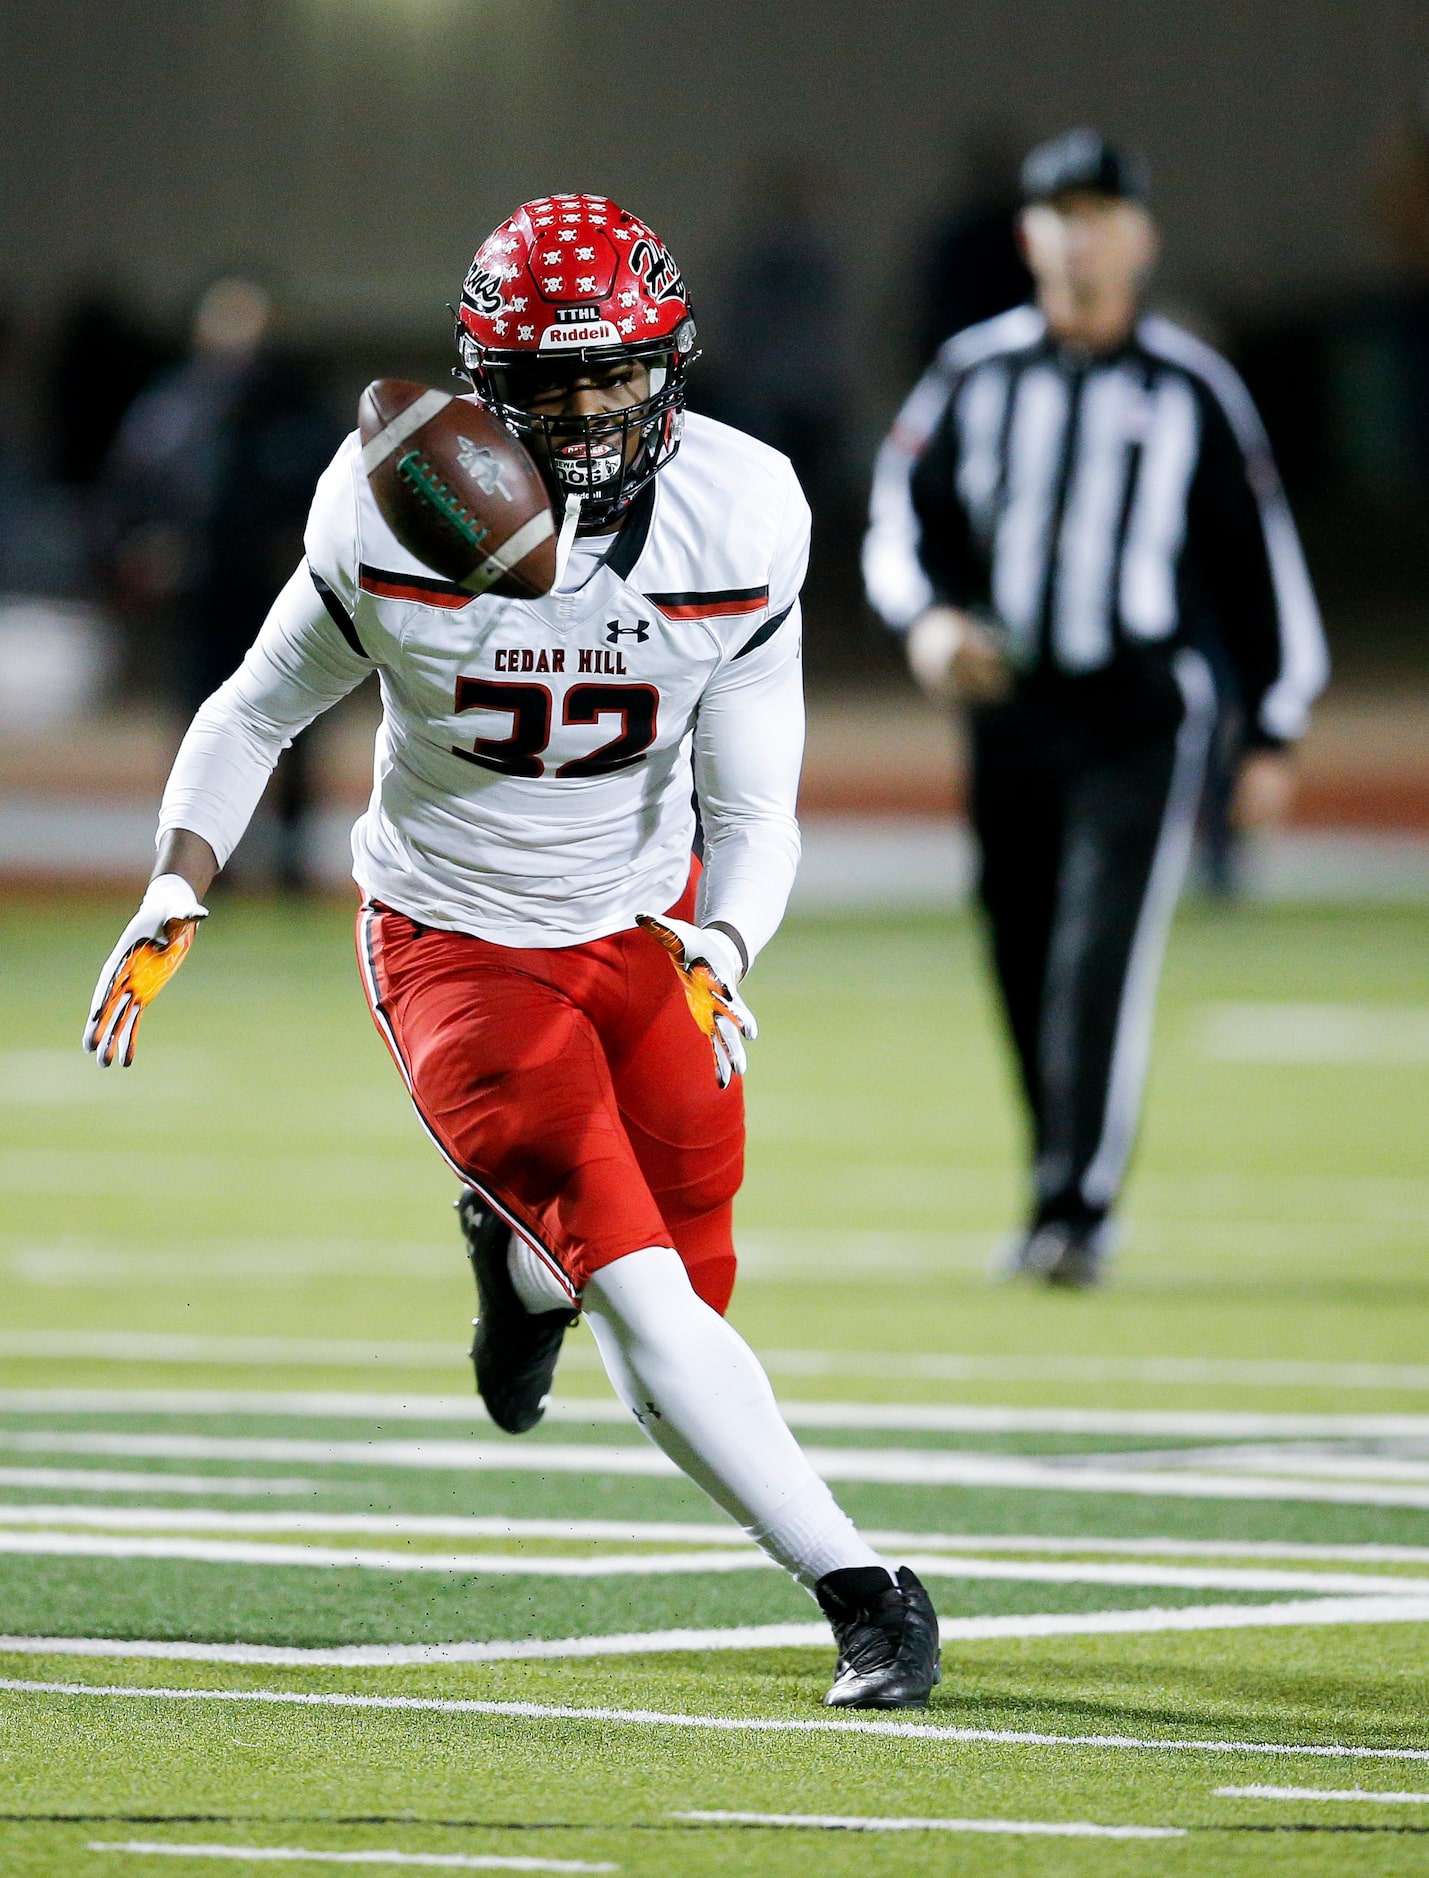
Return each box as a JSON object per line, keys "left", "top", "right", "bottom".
{"left": 462, "top": 335, "right": 693, "bottom": 531}
{"left": 455, "top": 194, "right": 699, "bottom": 531}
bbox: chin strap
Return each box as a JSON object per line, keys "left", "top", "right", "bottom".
{"left": 552, "top": 492, "right": 584, "bottom": 590}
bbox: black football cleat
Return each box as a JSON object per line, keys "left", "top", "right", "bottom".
{"left": 816, "top": 1565, "right": 942, "bottom": 1709}
{"left": 998, "top": 1220, "right": 1111, "bottom": 1289}
{"left": 1043, "top": 1223, "right": 1109, "bottom": 1290}
{"left": 457, "top": 1189, "right": 578, "bottom": 1435}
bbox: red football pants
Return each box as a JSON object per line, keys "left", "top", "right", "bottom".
{"left": 356, "top": 866, "right": 744, "bottom": 1313}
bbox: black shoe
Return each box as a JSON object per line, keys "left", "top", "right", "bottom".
{"left": 816, "top": 1565, "right": 941, "bottom": 1710}
{"left": 999, "top": 1220, "right": 1110, "bottom": 1289}
{"left": 457, "top": 1189, "right": 577, "bottom": 1435}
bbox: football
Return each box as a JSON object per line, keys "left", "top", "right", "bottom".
{"left": 358, "top": 379, "right": 557, "bottom": 598}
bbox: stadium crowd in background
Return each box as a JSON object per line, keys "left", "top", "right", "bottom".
{"left": 716, "top": 158, "right": 847, "bottom": 513}
{"left": 1, "top": 103, "right": 1428, "bottom": 884}
{"left": 101, "top": 278, "right": 339, "bottom": 892}
{"left": 913, "top": 126, "right": 1033, "bottom": 365}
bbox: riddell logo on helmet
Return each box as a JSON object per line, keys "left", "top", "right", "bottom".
{"left": 539, "top": 320, "right": 623, "bottom": 351}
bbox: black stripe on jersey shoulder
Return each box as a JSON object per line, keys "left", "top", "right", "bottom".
{"left": 311, "top": 568, "right": 371, "bottom": 659}
{"left": 603, "top": 478, "right": 657, "bottom": 580}
{"left": 732, "top": 599, "right": 795, "bottom": 660}
{"left": 358, "top": 562, "right": 467, "bottom": 599}
{"left": 648, "top": 585, "right": 771, "bottom": 608}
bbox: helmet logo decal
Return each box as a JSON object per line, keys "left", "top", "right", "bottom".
{"left": 461, "top": 263, "right": 505, "bottom": 317}
{"left": 457, "top": 193, "right": 698, "bottom": 527}
{"left": 455, "top": 437, "right": 514, "bottom": 502}
{"left": 628, "top": 237, "right": 686, "bottom": 303}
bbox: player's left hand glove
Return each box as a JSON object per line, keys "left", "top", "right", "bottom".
{"left": 83, "top": 873, "right": 208, "bottom": 1069}
{"left": 636, "top": 913, "right": 756, "bottom": 1090}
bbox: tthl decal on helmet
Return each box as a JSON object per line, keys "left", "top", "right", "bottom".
{"left": 454, "top": 193, "right": 700, "bottom": 528}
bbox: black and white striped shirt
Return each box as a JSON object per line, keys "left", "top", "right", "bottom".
{"left": 863, "top": 305, "right": 1328, "bottom": 743}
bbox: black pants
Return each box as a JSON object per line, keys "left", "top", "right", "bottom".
{"left": 968, "top": 651, "right": 1215, "bottom": 1232}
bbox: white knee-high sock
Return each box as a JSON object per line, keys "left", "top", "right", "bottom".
{"left": 582, "top": 1246, "right": 891, "bottom": 1590}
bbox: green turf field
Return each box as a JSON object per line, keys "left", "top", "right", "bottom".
{"left": 3, "top": 894, "right": 1429, "bottom": 1875}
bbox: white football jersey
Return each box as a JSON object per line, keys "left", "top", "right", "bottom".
{"left": 158, "top": 411, "right": 809, "bottom": 955}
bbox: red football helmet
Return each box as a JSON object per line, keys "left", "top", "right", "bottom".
{"left": 456, "top": 193, "right": 698, "bottom": 528}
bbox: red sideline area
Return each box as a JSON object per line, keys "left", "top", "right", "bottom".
{"left": 4, "top": 689, "right": 1429, "bottom": 888}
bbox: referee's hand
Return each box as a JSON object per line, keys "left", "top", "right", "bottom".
{"left": 1232, "top": 749, "right": 1297, "bottom": 830}
{"left": 907, "top": 606, "right": 1011, "bottom": 705}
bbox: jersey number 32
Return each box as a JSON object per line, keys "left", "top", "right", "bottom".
{"left": 452, "top": 677, "right": 660, "bottom": 779}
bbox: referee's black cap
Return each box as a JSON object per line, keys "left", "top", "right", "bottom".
{"left": 1021, "top": 129, "right": 1151, "bottom": 205}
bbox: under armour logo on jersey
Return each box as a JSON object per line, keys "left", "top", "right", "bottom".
{"left": 605, "top": 620, "right": 651, "bottom": 643}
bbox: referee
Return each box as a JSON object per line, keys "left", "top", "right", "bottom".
{"left": 863, "top": 129, "right": 1329, "bottom": 1287}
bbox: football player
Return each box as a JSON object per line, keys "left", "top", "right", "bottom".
{"left": 83, "top": 195, "right": 940, "bottom": 1710}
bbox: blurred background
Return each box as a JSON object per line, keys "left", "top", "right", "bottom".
{"left": 4, "top": 5, "right": 1429, "bottom": 1738}
{"left": 1, "top": 0, "right": 1428, "bottom": 897}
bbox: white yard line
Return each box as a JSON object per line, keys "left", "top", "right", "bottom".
{"left": 1215, "top": 1785, "right": 1429, "bottom": 1804}
{"left": 751, "top": 1406, "right": 1429, "bottom": 1440}
{"left": 806, "top": 1452, "right": 1429, "bottom": 1508}
{"left": 7, "top": 1388, "right": 1429, "bottom": 1440}
{"left": 5, "top": 1524, "right": 1429, "bottom": 1597}
{"left": 91, "top": 1847, "right": 614, "bottom": 1872}
{"left": 0, "top": 1627, "right": 835, "bottom": 1668}
{"left": 4, "top": 1507, "right": 1429, "bottom": 1571}
{"left": 6, "top": 1429, "right": 1429, "bottom": 1508}
{"left": 766, "top": 1351, "right": 1429, "bottom": 1393}
{"left": 875, "top": 1534, "right": 1429, "bottom": 1566}
{"left": 0, "top": 1467, "right": 316, "bottom": 1496}
{"left": 7, "top": 1338, "right": 1429, "bottom": 1394}
{"left": 0, "top": 1532, "right": 774, "bottom": 1576}
{"left": 1197, "top": 1001, "right": 1429, "bottom": 1064}
{"left": 0, "top": 1431, "right": 673, "bottom": 1475}
{"left": 0, "top": 1508, "right": 748, "bottom": 1544}
{"left": 0, "top": 1333, "right": 460, "bottom": 1368}
{"left": 922, "top": 1599, "right": 1429, "bottom": 1638}
{"left": 0, "top": 1390, "right": 617, "bottom": 1424}
{"left": 1151, "top": 1446, "right": 1429, "bottom": 1483}
{"left": 674, "top": 1808, "right": 1183, "bottom": 1838}
{"left": 6, "top": 1598, "right": 1429, "bottom": 1670}
{"left": 9, "top": 1673, "right": 1429, "bottom": 1761}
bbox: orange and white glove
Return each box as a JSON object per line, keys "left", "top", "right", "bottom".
{"left": 636, "top": 913, "right": 756, "bottom": 1089}
{"left": 82, "top": 873, "right": 208, "bottom": 1069}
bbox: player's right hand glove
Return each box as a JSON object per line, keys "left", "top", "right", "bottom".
{"left": 83, "top": 873, "right": 208, "bottom": 1069}
{"left": 636, "top": 913, "right": 756, "bottom": 1090}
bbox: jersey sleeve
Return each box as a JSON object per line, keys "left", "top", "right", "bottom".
{"left": 862, "top": 355, "right": 976, "bottom": 630}
{"left": 691, "top": 469, "right": 808, "bottom": 966}
{"left": 156, "top": 441, "right": 374, "bottom": 867}
{"left": 1186, "top": 365, "right": 1329, "bottom": 745}
{"left": 303, "top": 432, "right": 365, "bottom": 633}
{"left": 766, "top": 464, "right": 813, "bottom": 618}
